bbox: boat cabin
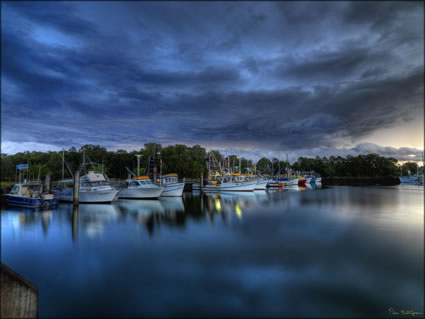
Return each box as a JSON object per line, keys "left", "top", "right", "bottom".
{"left": 159, "top": 174, "right": 178, "bottom": 184}
{"left": 80, "top": 171, "right": 111, "bottom": 187}
{"left": 9, "top": 184, "right": 42, "bottom": 198}
{"left": 127, "top": 176, "right": 154, "bottom": 187}
{"left": 223, "top": 173, "right": 247, "bottom": 183}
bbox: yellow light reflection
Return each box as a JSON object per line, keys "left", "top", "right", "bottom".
{"left": 235, "top": 204, "right": 242, "bottom": 219}
{"left": 215, "top": 198, "right": 222, "bottom": 212}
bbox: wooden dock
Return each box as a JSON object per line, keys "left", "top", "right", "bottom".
{"left": 1, "top": 263, "right": 38, "bottom": 318}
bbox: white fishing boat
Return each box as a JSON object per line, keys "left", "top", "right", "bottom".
{"left": 254, "top": 177, "right": 270, "bottom": 190}
{"left": 399, "top": 175, "right": 422, "bottom": 185}
{"left": 202, "top": 173, "right": 256, "bottom": 192}
{"left": 159, "top": 174, "right": 185, "bottom": 197}
{"left": 118, "top": 176, "right": 164, "bottom": 199}
{"left": 56, "top": 171, "right": 118, "bottom": 203}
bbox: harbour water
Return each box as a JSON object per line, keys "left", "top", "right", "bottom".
{"left": 1, "top": 185, "right": 424, "bottom": 317}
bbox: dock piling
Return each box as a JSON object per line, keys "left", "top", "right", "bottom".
{"left": 200, "top": 174, "right": 203, "bottom": 192}
{"left": 73, "top": 170, "right": 80, "bottom": 206}
{"left": 44, "top": 172, "right": 51, "bottom": 193}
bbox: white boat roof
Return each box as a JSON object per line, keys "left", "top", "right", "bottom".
{"left": 81, "top": 171, "right": 107, "bottom": 182}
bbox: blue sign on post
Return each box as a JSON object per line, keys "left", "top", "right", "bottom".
{"left": 16, "top": 164, "right": 29, "bottom": 170}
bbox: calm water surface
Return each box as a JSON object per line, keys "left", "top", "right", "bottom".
{"left": 1, "top": 185, "right": 424, "bottom": 317}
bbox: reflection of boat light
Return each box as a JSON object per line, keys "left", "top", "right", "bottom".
{"left": 215, "top": 198, "right": 222, "bottom": 212}
{"left": 235, "top": 204, "right": 242, "bottom": 219}
{"left": 206, "top": 191, "right": 258, "bottom": 201}
{"left": 285, "top": 185, "right": 307, "bottom": 192}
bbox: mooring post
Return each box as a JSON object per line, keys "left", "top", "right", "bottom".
{"left": 73, "top": 170, "right": 80, "bottom": 206}
{"left": 200, "top": 174, "right": 203, "bottom": 192}
{"left": 44, "top": 172, "right": 51, "bottom": 193}
{"left": 72, "top": 205, "right": 79, "bottom": 241}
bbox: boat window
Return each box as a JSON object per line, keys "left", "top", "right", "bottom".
{"left": 145, "top": 181, "right": 152, "bottom": 184}
{"left": 11, "top": 186, "right": 20, "bottom": 195}
{"left": 87, "top": 181, "right": 110, "bottom": 186}
{"left": 81, "top": 182, "right": 90, "bottom": 187}
{"left": 23, "top": 185, "right": 42, "bottom": 192}
{"left": 139, "top": 181, "right": 145, "bottom": 185}
{"left": 129, "top": 181, "right": 139, "bottom": 187}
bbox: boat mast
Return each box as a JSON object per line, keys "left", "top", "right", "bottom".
{"left": 62, "top": 149, "right": 65, "bottom": 181}
{"left": 239, "top": 156, "right": 241, "bottom": 174}
{"left": 278, "top": 159, "right": 280, "bottom": 177}
{"left": 286, "top": 154, "right": 288, "bottom": 177}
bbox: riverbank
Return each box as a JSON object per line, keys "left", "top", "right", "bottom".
{"left": 322, "top": 176, "right": 400, "bottom": 186}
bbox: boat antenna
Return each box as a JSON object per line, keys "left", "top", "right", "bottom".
{"left": 62, "top": 149, "right": 65, "bottom": 181}
{"left": 135, "top": 154, "right": 142, "bottom": 177}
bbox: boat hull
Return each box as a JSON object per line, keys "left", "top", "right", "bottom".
{"left": 202, "top": 181, "right": 256, "bottom": 192}
{"left": 399, "top": 176, "right": 422, "bottom": 185}
{"left": 55, "top": 187, "right": 118, "bottom": 203}
{"left": 80, "top": 189, "right": 119, "bottom": 203}
{"left": 7, "top": 195, "right": 59, "bottom": 208}
{"left": 160, "top": 183, "right": 185, "bottom": 197}
{"left": 298, "top": 179, "right": 307, "bottom": 186}
{"left": 267, "top": 181, "right": 283, "bottom": 188}
{"left": 254, "top": 179, "right": 269, "bottom": 190}
{"left": 119, "top": 187, "right": 163, "bottom": 199}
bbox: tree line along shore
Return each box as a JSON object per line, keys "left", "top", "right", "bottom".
{"left": 0, "top": 143, "right": 422, "bottom": 191}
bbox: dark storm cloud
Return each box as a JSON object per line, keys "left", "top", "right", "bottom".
{"left": 1, "top": 1, "right": 423, "bottom": 158}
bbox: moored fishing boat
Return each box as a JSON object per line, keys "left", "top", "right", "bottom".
{"left": 267, "top": 180, "right": 284, "bottom": 188}
{"left": 7, "top": 182, "right": 59, "bottom": 208}
{"left": 254, "top": 177, "right": 270, "bottom": 190}
{"left": 56, "top": 171, "right": 118, "bottom": 203}
{"left": 297, "top": 176, "right": 307, "bottom": 186}
{"left": 119, "top": 176, "right": 164, "bottom": 199}
{"left": 203, "top": 173, "right": 256, "bottom": 192}
{"left": 399, "top": 175, "right": 422, "bottom": 185}
{"left": 159, "top": 174, "right": 185, "bottom": 197}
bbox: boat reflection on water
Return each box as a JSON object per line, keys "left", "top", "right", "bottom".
{"left": 306, "top": 183, "right": 322, "bottom": 190}
{"left": 77, "top": 204, "right": 121, "bottom": 239}
{"left": 201, "top": 191, "right": 261, "bottom": 221}
{"left": 117, "top": 199, "right": 164, "bottom": 216}
{"left": 160, "top": 197, "right": 184, "bottom": 214}
{"left": 6, "top": 207, "right": 53, "bottom": 236}
{"left": 116, "top": 198, "right": 186, "bottom": 236}
{"left": 2, "top": 184, "right": 326, "bottom": 241}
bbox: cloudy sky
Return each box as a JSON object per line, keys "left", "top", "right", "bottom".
{"left": 1, "top": 1, "right": 424, "bottom": 162}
